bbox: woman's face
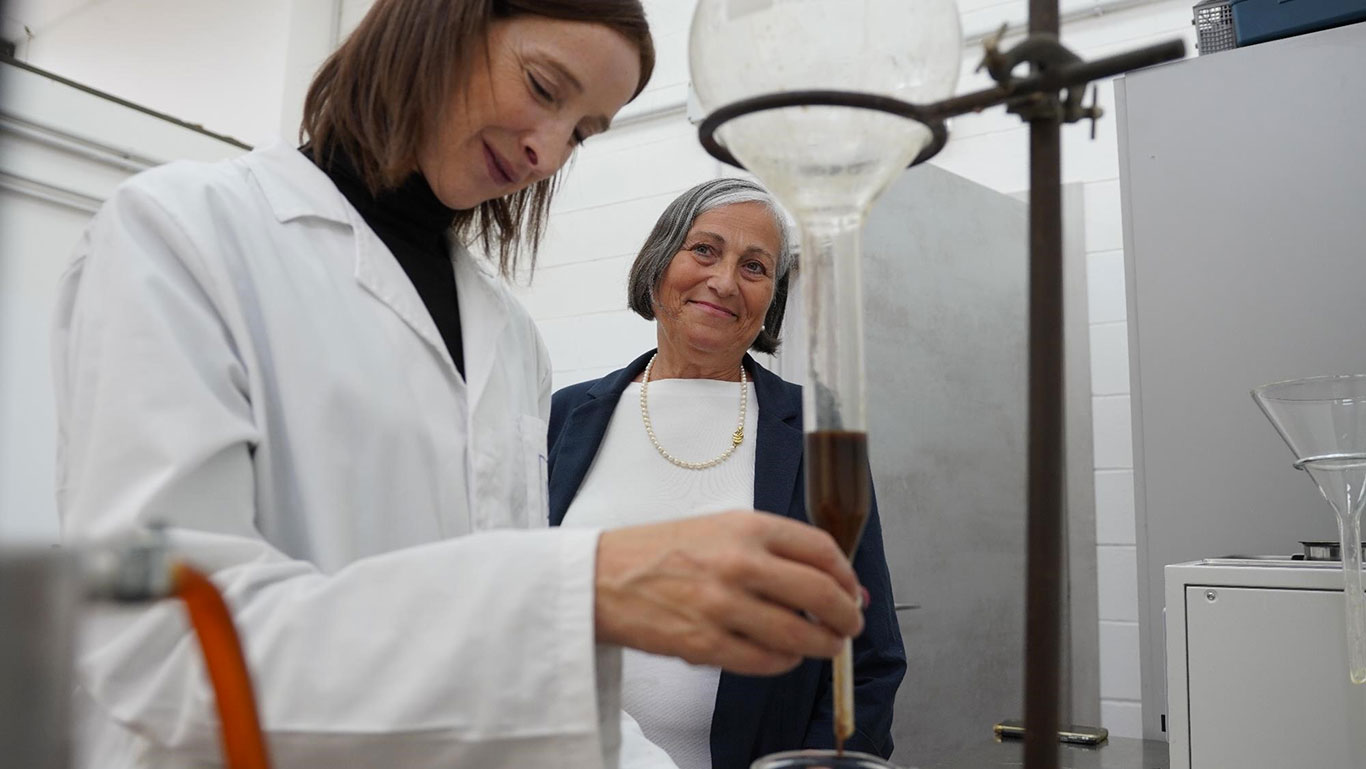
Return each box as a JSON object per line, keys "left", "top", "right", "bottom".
{"left": 418, "top": 16, "right": 641, "bottom": 210}
{"left": 654, "top": 201, "right": 782, "bottom": 362}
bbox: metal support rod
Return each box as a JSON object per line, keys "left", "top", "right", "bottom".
{"left": 1023, "top": 0, "right": 1065, "bottom": 764}
{"left": 924, "top": 38, "right": 1185, "bottom": 121}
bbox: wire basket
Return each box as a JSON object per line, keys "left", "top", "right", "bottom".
{"left": 1193, "top": 0, "right": 1238, "bottom": 54}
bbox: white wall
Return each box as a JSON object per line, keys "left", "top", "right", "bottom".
{"left": 3, "top": 0, "right": 335, "bottom": 146}
{"left": 2, "top": 0, "right": 1198, "bottom": 740}
{"left": 0, "top": 187, "right": 90, "bottom": 543}
{"left": 0, "top": 58, "right": 247, "bottom": 544}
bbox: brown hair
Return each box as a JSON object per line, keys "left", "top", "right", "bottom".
{"left": 301, "top": 0, "right": 654, "bottom": 276}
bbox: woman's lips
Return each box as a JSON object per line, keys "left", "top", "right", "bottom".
{"left": 689, "top": 300, "right": 736, "bottom": 318}
{"left": 484, "top": 143, "right": 513, "bottom": 185}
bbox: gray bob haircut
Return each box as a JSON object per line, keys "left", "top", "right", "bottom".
{"left": 627, "top": 178, "right": 796, "bottom": 354}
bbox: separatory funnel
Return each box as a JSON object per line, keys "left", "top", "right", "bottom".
{"left": 689, "top": 0, "right": 963, "bottom": 752}
{"left": 1254, "top": 374, "right": 1366, "bottom": 684}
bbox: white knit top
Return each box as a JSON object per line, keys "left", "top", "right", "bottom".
{"left": 562, "top": 378, "right": 760, "bottom": 769}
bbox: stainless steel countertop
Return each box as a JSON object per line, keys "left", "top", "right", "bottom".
{"left": 925, "top": 737, "right": 1169, "bottom": 769}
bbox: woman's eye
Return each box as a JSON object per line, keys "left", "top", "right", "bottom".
{"left": 529, "top": 73, "right": 554, "bottom": 102}
{"left": 743, "top": 261, "right": 769, "bottom": 276}
{"left": 690, "top": 243, "right": 715, "bottom": 257}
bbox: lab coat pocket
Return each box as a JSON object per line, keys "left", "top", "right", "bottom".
{"left": 517, "top": 414, "right": 550, "bottom": 528}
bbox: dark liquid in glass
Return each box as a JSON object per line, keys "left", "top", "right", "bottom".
{"left": 805, "top": 430, "right": 870, "bottom": 558}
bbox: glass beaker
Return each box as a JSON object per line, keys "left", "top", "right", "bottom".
{"left": 751, "top": 749, "right": 900, "bottom": 769}
{"left": 1253, "top": 374, "right": 1366, "bottom": 684}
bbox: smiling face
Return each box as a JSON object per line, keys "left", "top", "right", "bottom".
{"left": 653, "top": 201, "right": 782, "bottom": 372}
{"left": 417, "top": 16, "right": 641, "bottom": 210}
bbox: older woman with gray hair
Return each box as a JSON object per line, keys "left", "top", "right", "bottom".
{"left": 547, "top": 178, "right": 905, "bottom": 769}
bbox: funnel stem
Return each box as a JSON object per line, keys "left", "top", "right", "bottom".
{"left": 799, "top": 213, "right": 868, "bottom": 435}
{"left": 800, "top": 213, "right": 871, "bottom": 748}
{"left": 1337, "top": 508, "right": 1366, "bottom": 684}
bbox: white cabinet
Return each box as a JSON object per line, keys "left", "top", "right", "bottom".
{"left": 1117, "top": 20, "right": 1366, "bottom": 740}
{"left": 1165, "top": 560, "right": 1365, "bottom": 768}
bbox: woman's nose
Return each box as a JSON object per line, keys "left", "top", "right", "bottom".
{"left": 707, "top": 265, "right": 739, "bottom": 296}
{"left": 522, "top": 124, "right": 575, "bottom": 180}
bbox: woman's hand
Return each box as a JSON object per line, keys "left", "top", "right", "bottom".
{"left": 594, "top": 510, "right": 863, "bottom": 676}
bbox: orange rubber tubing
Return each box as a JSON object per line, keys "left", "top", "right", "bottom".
{"left": 173, "top": 562, "right": 272, "bottom": 769}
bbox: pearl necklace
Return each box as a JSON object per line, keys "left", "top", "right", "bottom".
{"left": 639, "top": 353, "right": 747, "bottom": 470}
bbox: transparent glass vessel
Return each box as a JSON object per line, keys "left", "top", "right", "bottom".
{"left": 689, "top": 0, "right": 964, "bottom": 476}
{"left": 690, "top": 0, "right": 964, "bottom": 751}
{"left": 689, "top": 0, "right": 963, "bottom": 222}
{"left": 751, "top": 749, "right": 899, "bottom": 769}
{"left": 1254, "top": 374, "right": 1366, "bottom": 684}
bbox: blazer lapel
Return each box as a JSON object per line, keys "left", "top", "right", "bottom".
{"left": 547, "top": 351, "right": 654, "bottom": 526}
{"left": 711, "top": 357, "right": 806, "bottom": 768}
{"left": 750, "top": 357, "right": 804, "bottom": 522}
{"left": 453, "top": 248, "right": 510, "bottom": 407}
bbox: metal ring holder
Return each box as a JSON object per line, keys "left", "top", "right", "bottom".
{"left": 698, "top": 90, "right": 949, "bottom": 170}
{"left": 696, "top": 32, "right": 1186, "bottom": 171}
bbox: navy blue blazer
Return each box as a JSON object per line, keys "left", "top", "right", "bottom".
{"left": 547, "top": 350, "right": 906, "bottom": 769}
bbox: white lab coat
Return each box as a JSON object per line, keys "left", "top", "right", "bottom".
{"left": 51, "top": 141, "right": 634, "bottom": 768}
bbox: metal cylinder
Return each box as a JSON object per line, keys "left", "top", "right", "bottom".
{"left": 0, "top": 547, "right": 79, "bottom": 769}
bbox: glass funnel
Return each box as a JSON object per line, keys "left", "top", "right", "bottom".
{"left": 689, "top": 0, "right": 963, "bottom": 221}
{"left": 1253, "top": 374, "right": 1366, "bottom": 684}
{"left": 690, "top": 0, "right": 963, "bottom": 751}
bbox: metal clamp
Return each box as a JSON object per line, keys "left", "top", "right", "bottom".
{"left": 82, "top": 523, "right": 175, "bottom": 602}
{"left": 978, "top": 25, "right": 1104, "bottom": 134}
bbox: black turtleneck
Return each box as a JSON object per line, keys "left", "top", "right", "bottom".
{"left": 310, "top": 147, "right": 465, "bottom": 378}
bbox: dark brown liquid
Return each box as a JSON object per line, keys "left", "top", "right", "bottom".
{"left": 805, "top": 430, "right": 870, "bottom": 558}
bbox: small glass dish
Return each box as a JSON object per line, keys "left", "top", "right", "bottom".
{"left": 750, "top": 749, "right": 899, "bottom": 769}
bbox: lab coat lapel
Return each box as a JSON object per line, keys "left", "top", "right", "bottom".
{"left": 249, "top": 141, "right": 462, "bottom": 378}
{"left": 249, "top": 141, "right": 354, "bottom": 225}
{"left": 351, "top": 230, "right": 458, "bottom": 374}
{"left": 453, "top": 247, "right": 510, "bottom": 407}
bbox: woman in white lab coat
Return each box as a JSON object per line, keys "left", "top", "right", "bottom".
{"left": 51, "top": 1, "right": 865, "bottom": 768}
